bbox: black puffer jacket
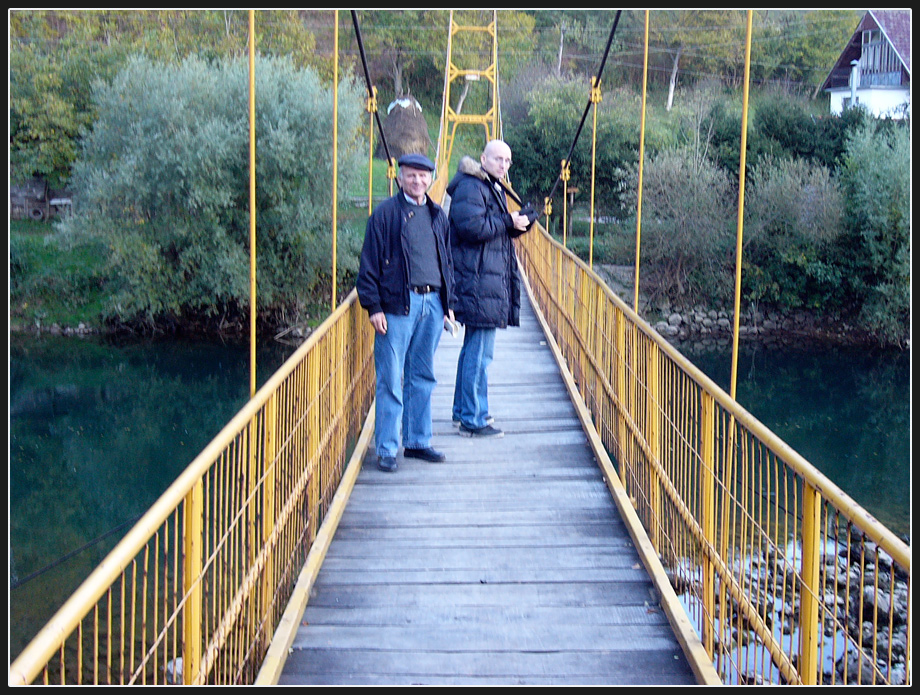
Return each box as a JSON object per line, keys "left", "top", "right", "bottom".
{"left": 446, "top": 156, "right": 525, "bottom": 329}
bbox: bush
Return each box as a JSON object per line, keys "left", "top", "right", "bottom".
{"left": 753, "top": 92, "right": 870, "bottom": 170}
{"left": 58, "top": 55, "right": 366, "bottom": 326}
{"left": 742, "top": 156, "right": 844, "bottom": 308}
{"left": 504, "top": 76, "right": 646, "bottom": 214}
{"left": 616, "top": 144, "right": 735, "bottom": 304}
{"left": 835, "top": 117, "right": 910, "bottom": 346}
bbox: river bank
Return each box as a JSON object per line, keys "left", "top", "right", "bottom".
{"left": 593, "top": 264, "right": 900, "bottom": 352}
{"left": 10, "top": 273, "right": 896, "bottom": 353}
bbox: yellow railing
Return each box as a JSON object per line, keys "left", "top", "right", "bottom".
{"left": 9, "top": 290, "right": 375, "bottom": 685}
{"left": 515, "top": 225, "right": 911, "bottom": 686}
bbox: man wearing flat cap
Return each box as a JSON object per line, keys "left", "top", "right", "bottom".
{"left": 357, "top": 153, "right": 456, "bottom": 472}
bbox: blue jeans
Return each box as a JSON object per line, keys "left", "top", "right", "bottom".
{"left": 452, "top": 326, "right": 496, "bottom": 429}
{"left": 374, "top": 291, "right": 444, "bottom": 458}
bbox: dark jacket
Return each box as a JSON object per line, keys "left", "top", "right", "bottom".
{"left": 446, "top": 156, "right": 526, "bottom": 329}
{"left": 356, "top": 192, "right": 454, "bottom": 317}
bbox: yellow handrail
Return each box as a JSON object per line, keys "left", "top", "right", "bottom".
{"left": 9, "top": 290, "right": 375, "bottom": 685}
{"left": 10, "top": 10, "right": 910, "bottom": 688}
{"left": 514, "top": 224, "right": 910, "bottom": 685}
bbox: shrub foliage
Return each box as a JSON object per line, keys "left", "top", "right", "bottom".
{"left": 505, "top": 75, "right": 909, "bottom": 345}
{"left": 58, "top": 55, "right": 365, "bottom": 326}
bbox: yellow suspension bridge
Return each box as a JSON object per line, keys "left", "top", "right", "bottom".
{"left": 9, "top": 10, "right": 910, "bottom": 687}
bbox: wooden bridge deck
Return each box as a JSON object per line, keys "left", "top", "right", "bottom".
{"left": 278, "top": 295, "right": 700, "bottom": 685}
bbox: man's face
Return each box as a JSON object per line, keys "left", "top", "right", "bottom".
{"left": 398, "top": 166, "right": 432, "bottom": 202}
{"left": 480, "top": 144, "right": 512, "bottom": 180}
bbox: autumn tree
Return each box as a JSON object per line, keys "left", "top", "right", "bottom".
{"left": 9, "top": 10, "right": 325, "bottom": 187}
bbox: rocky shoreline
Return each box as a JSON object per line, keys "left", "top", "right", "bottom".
{"left": 675, "top": 533, "right": 909, "bottom": 685}
{"left": 594, "top": 264, "right": 890, "bottom": 353}
{"left": 12, "top": 265, "right": 902, "bottom": 353}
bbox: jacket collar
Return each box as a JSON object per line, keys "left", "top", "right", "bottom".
{"left": 457, "top": 156, "right": 508, "bottom": 212}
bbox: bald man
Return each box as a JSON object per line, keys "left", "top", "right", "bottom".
{"left": 445, "top": 140, "right": 532, "bottom": 438}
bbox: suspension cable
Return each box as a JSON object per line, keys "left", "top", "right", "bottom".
{"left": 544, "top": 10, "right": 622, "bottom": 207}
{"left": 350, "top": 11, "right": 395, "bottom": 171}
{"left": 10, "top": 515, "right": 142, "bottom": 591}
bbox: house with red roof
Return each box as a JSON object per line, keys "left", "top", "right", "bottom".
{"left": 821, "top": 9, "right": 910, "bottom": 119}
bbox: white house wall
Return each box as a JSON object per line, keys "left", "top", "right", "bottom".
{"left": 828, "top": 87, "right": 910, "bottom": 119}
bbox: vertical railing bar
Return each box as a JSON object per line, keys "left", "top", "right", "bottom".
{"left": 77, "top": 616, "right": 83, "bottom": 685}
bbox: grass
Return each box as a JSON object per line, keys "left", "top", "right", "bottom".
{"left": 10, "top": 219, "right": 110, "bottom": 329}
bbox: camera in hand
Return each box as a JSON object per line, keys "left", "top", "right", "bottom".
{"left": 520, "top": 202, "right": 540, "bottom": 226}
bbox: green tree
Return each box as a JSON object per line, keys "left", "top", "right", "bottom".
{"left": 751, "top": 10, "right": 861, "bottom": 96}
{"left": 525, "top": 11, "right": 630, "bottom": 81}
{"left": 9, "top": 10, "right": 326, "bottom": 188}
{"left": 57, "top": 55, "right": 365, "bottom": 326}
{"left": 352, "top": 10, "right": 448, "bottom": 99}
{"left": 617, "top": 144, "right": 736, "bottom": 303}
{"left": 836, "top": 118, "right": 911, "bottom": 346}
{"left": 742, "top": 156, "right": 844, "bottom": 308}
{"left": 9, "top": 35, "right": 127, "bottom": 187}
{"left": 644, "top": 10, "right": 747, "bottom": 111}
{"left": 504, "top": 77, "right": 652, "bottom": 214}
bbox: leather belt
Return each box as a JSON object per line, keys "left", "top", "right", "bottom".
{"left": 411, "top": 284, "right": 439, "bottom": 294}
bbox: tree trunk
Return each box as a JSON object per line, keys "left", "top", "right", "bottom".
{"left": 666, "top": 45, "right": 683, "bottom": 112}
{"left": 556, "top": 23, "right": 566, "bottom": 77}
{"left": 455, "top": 81, "right": 471, "bottom": 115}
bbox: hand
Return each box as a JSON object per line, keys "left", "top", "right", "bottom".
{"left": 369, "top": 312, "right": 387, "bottom": 335}
{"left": 443, "top": 310, "right": 459, "bottom": 337}
{"left": 510, "top": 210, "right": 530, "bottom": 232}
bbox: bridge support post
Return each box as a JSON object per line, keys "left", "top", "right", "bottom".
{"left": 645, "top": 341, "right": 661, "bottom": 553}
{"left": 700, "top": 392, "right": 716, "bottom": 660}
{"left": 182, "top": 480, "right": 203, "bottom": 684}
{"left": 261, "top": 395, "right": 278, "bottom": 653}
{"left": 799, "top": 483, "right": 822, "bottom": 685}
{"left": 615, "top": 309, "right": 627, "bottom": 488}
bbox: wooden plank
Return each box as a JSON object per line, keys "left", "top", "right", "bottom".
{"left": 301, "top": 604, "right": 672, "bottom": 627}
{"left": 289, "top": 624, "right": 684, "bottom": 653}
{"left": 279, "top": 297, "right": 699, "bottom": 685}
{"left": 279, "top": 649, "right": 697, "bottom": 685}
{"left": 303, "top": 581, "right": 660, "bottom": 608}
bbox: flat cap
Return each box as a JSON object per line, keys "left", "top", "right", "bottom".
{"left": 397, "top": 153, "right": 436, "bottom": 171}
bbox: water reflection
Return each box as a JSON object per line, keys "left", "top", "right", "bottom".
{"left": 8, "top": 332, "right": 297, "bottom": 661}
{"left": 682, "top": 342, "right": 910, "bottom": 538}
{"left": 8, "top": 332, "right": 909, "bottom": 664}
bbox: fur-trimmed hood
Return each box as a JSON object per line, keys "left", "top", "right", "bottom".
{"left": 446, "top": 155, "right": 493, "bottom": 202}
{"left": 456, "top": 155, "right": 489, "bottom": 181}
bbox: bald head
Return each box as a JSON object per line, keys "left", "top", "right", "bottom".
{"left": 481, "top": 139, "right": 512, "bottom": 180}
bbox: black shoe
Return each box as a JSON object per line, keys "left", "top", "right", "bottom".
{"left": 458, "top": 423, "right": 504, "bottom": 439}
{"left": 377, "top": 456, "right": 398, "bottom": 472}
{"left": 403, "top": 447, "right": 446, "bottom": 462}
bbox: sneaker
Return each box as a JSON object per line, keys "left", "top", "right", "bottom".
{"left": 377, "top": 456, "right": 398, "bottom": 472}
{"left": 453, "top": 415, "right": 494, "bottom": 428}
{"left": 458, "top": 423, "right": 504, "bottom": 439}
